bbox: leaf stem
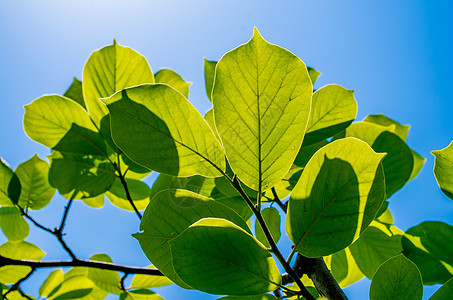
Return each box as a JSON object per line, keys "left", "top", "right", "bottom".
{"left": 116, "top": 158, "right": 142, "bottom": 220}
{"left": 2, "top": 268, "right": 35, "bottom": 298}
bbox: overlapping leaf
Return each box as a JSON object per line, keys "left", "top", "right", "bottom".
{"left": 212, "top": 28, "right": 312, "bottom": 191}
{"left": 155, "top": 69, "right": 190, "bottom": 98}
{"left": 287, "top": 138, "right": 386, "bottom": 257}
{"left": 83, "top": 40, "right": 154, "bottom": 126}
{"left": 0, "top": 207, "right": 29, "bottom": 241}
{"left": 254, "top": 207, "right": 281, "bottom": 248}
{"left": 134, "top": 189, "right": 250, "bottom": 288}
{"left": 103, "top": 84, "right": 225, "bottom": 177}
{"left": 170, "top": 218, "right": 281, "bottom": 295}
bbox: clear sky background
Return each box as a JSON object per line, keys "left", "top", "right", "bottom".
{"left": 1, "top": 1, "right": 452, "bottom": 299}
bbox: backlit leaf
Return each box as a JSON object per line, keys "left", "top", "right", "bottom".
{"left": 82, "top": 40, "right": 154, "bottom": 126}
{"left": 39, "top": 269, "right": 64, "bottom": 297}
{"left": 87, "top": 254, "right": 122, "bottom": 295}
{"left": 203, "top": 59, "right": 217, "bottom": 101}
{"left": 170, "top": 218, "right": 281, "bottom": 295}
{"left": 212, "top": 28, "right": 312, "bottom": 191}
{"left": 103, "top": 84, "right": 226, "bottom": 177}
{"left": 0, "top": 158, "right": 14, "bottom": 206}
{"left": 0, "top": 207, "right": 29, "bottom": 241}
{"left": 63, "top": 77, "right": 85, "bottom": 109}
{"left": 155, "top": 69, "right": 190, "bottom": 98}
{"left": 287, "top": 138, "right": 386, "bottom": 257}
{"left": 134, "top": 189, "right": 250, "bottom": 288}
{"left": 255, "top": 207, "right": 281, "bottom": 248}
{"left": 106, "top": 178, "right": 150, "bottom": 211}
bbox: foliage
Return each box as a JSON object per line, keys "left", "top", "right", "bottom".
{"left": 0, "top": 27, "right": 452, "bottom": 300}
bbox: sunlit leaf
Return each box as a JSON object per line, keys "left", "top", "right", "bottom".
{"left": 363, "top": 114, "right": 410, "bottom": 142}
{"left": 212, "top": 28, "right": 312, "bottom": 191}
{"left": 349, "top": 221, "right": 403, "bottom": 278}
{"left": 204, "top": 59, "right": 217, "bottom": 102}
{"left": 39, "top": 269, "right": 64, "bottom": 297}
{"left": 0, "top": 158, "right": 14, "bottom": 206}
{"left": 432, "top": 141, "right": 453, "bottom": 200}
{"left": 369, "top": 254, "right": 423, "bottom": 300}
{"left": 307, "top": 67, "right": 321, "bottom": 85}
{"left": 103, "top": 84, "right": 225, "bottom": 177}
{"left": 23, "top": 95, "right": 97, "bottom": 149}
{"left": 134, "top": 189, "right": 250, "bottom": 288}
{"left": 82, "top": 195, "right": 105, "bottom": 209}
{"left": 130, "top": 267, "right": 173, "bottom": 289}
{"left": 303, "top": 85, "right": 357, "bottom": 146}
{"left": 155, "top": 68, "right": 190, "bottom": 98}
{"left": 287, "top": 138, "right": 386, "bottom": 257}
{"left": 0, "top": 241, "right": 45, "bottom": 284}
{"left": 324, "top": 248, "right": 364, "bottom": 288}
{"left": 63, "top": 77, "right": 85, "bottom": 109}
{"left": 120, "top": 289, "right": 163, "bottom": 300}
{"left": 15, "top": 155, "right": 55, "bottom": 210}
{"left": 0, "top": 207, "right": 29, "bottom": 241}
{"left": 170, "top": 218, "right": 281, "bottom": 295}
{"left": 82, "top": 40, "right": 154, "bottom": 126}
{"left": 87, "top": 254, "right": 122, "bottom": 295}
{"left": 106, "top": 178, "right": 150, "bottom": 211}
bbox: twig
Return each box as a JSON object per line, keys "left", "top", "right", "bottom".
{"left": 120, "top": 272, "right": 129, "bottom": 291}
{"left": 53, "top": 195, "right": 77, "bottom": 260}
{"left": 271, "top": 187, "right": 287, "bottom": 211}
{"left": 3, "top": 268, "right": 35, "bottom": 298}
{"left": 0, "top": 255, "right": 163, "bottom": 276}
{"left": 116, "top": 160, "right": 142, "bottom": 220}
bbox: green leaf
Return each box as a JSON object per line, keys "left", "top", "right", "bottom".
{"left": 52, "top": 123, "right": 108, "bottom": 157}
{"left": 106, "top": 178, "right": 150, "bottom": 211}
{"left": 307, "top": 67, "right": 321, "bottom": 85}
{"left": 429, "top": 277, "right": 453, "bottom": 300}
{"left": 212, "top": 28, "right": 312, "bottom": 191}
{"left": 82, "top": 40, "right": 154, "bottom": 126}
{"left": 402, "top": 221, "right": 453, "bottom": 284}
{"left": 48, "top": 276, "right": 95, "bottom": 300}
{"left": 82, "top": 195, "right": 105, "bottom": 209}
{"left": 349, "top": 221, "right": 403, "bottom": 278}
{"left": 0, "top": 241, "right": 45, "bottom": 284}
{"left": 130, "top": 267, "right": 173, "bottom": 289}
{"left": 204, "top": 108, "right": 220, "bottom": 140}
{"left": 0, "top": 207, "right": 29, "bottom": 241}
{"left": 170, "top": 218, "right": 281, "bottom": 295}
{"left": 15, "top": 155, "right": 55, "bottom": 210}
{"left": 410, "top": 150, "right": 425, "bottom": 180}
{"left": 369, "top": 254, "right": 423, "bottom": 300}
{"left": 287, "top": 138, "right": 386, "bottom": 257}
{"left": 155, "top": 69, "right": 190, "bottom": 98}
{"left": 213, "top": 195, "right": 254, "bottom": 221}
{"left": 7, "top": 173, "right": 21, "bottom": 205}
{"left": 23, "top": 95, "right": 97, "bottom": 149}
{"left": 204, "top": 59, "right": 217, "bottom": 101}
{"left": 48, "top": 152, "right": 116, "bottom": 199}
{"left": 103, "top": 84, "right": 225, "bottom": 177}
{"left": 303, "top": 85, "right": 357, "bottom": 146}
{"left": 324, "top": 248, "right": 364, "bottom": 288}
{"left": 255, "top": 207, "right": 281, "bottom": 248}
{"left": 432, "top": 141, "right": 453, "bottom": 200}
{"left": 87, "top": 254, "right": 122, "bottom": 295}
{"left": 134, "top": 189, "right": 251, "bottom": 288}
{"left": 149, "top": 174, "right": 216, "bottom": 201}
{"left": 39, "top": 269, "right": 64, "bottom": 297}
{"left": 120, "top": 289, "right": 163, "bottom": 300}
{"left": 219, "top": 295, "right": 277, "bottom": 300}
{"left": 0, "top": 158, "right": 14, "bottom": 206}
{"left": 64, "top": 77, "right": 85, "bottom": 109}
{"left": 341, "top": 122, "right": 416, "bottom": 198}
{"left": 363, "top": 114, "right": 410, "bottom": 142}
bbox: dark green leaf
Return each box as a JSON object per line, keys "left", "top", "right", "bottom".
{"left": 134, "top": 189, "right": 251, "bottom": 288}
{"left": 170, "top": 218, "right": 281, "bottom": 295}
{"left": 7, "top": 173, "right": 21, "bottom": 205}
{"left": 363, "top": 114, "right": 410, "bottom": 142}
{"left": 429, "top": 277, "right": 453, "bottom": 300}
{"left": 63, "top": 77, "right": 85, "bottom": 109}
{"left": 0, "top": 158, "right": 14, "bottom": 206}
{"left": 0, "top": 207, "right": 29, "bottom": 241}
{"left": 204, "top": 59, "right": 217, "bottom": 101}
{"left": 402, "top": 221, "right": 453, "bottom": 284}
{"left": 369, "top": 254, "right": 423, "bottom": 300}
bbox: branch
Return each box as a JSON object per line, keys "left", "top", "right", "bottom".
{"left": 0, "top": 255, "right": 163, "bottom": 276}
{"left": 3, "top": 268, "right": 35, "bottom": 298}
{"left": 54, "top": 196, "right": 77, "bottom": 260}
{"left": 273, "top": 189, "right": 348, "bottom": 300}
{"left": 116, "top": 161, "right": 142, "bottom": 220}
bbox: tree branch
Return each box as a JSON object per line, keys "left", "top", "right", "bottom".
{"left": 0, "top": 255, "right": 163, "bottom": 276}
{"left": 116, "top": 161, "right": 142, "bottom": 220}
{"left": 3, "top": 268, "right": 35, "bottom": 298}
{"left": 273, "top": 189, "right": 348, "bottom": 300}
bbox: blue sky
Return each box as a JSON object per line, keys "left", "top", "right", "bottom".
{"left": 1, "top": 1, "right": 452, "bottom": 299}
